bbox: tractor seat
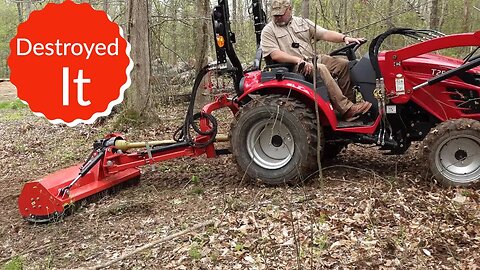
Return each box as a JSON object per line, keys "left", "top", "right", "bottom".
{"left": 263, "top": 54, "right": 305, "bottom": 81}
{"left": 260, "top": 55, "right": 330, "bottom": 103}
{"left": 264, "top": 55, "right": 295, "bottom": 72}
{"left": 247, "top": 47, "right": 294, "bottom": 73}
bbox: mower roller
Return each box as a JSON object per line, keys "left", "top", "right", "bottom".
{"left": 18, "top": 0, "right": 480, "bottom": 222}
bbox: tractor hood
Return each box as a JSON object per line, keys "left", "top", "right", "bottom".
{"left": 401, "top": 53, "right": 480, "bottom": 75}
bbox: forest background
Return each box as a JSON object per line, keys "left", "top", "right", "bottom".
{"left": 0, "top": 1, "right": 479, "bottom": 268}
{"left": 1, "top": 0, "right": 479, "bottom": 111}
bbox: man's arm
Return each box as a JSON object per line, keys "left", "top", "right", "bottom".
{"left": 269, "top": 50, "right": 302, "bottom": 64}
{"left": 304, "top": 19, "right": 364, "bottom": 44}
{"left": 270, "top": 50, "right": 314, "bottom": 76}
{"left": 321, "top": 30, "right": 348, "bottom": 43}
{"left": 321, "top": 30, "right": 364, "bottom": 44}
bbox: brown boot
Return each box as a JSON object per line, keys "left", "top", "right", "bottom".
{"left": 343, "top": 101, "right": 372, "bottom": 122}
{"left": 361, "top": 101, "right": 372, "bottom": 113}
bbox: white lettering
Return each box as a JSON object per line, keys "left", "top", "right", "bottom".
{"left": 71, "top": 43, "right": 82, "bottom": 56}
{"left": 64, "top": 43, "right": 71, "bottom": 56}
{"left": 95, "top": 43, "right": 106, "bottom": 56}
{"left": 84, "top": 43, "right": 95, "bottom": 60}
{"left": 45, "top": 43, "right": 54, "bottom": 56}
{"left": 33, "top": 43, "right": 44, "bottom": 56}
{"left": 63, "top": 68, "right": 91, "bottom": 106}
{"left": 55, "top": 40, "right": 63, "bottom": 56}
{"left": 107, "top": 38, "right": 118, "bottom": 56}
{"left": 73, "top": 69, "right": 91, "bottom": 106}
{"left": 431, "top": 68, "right": 446, "bottom": 76}
{"left": 63, "top": 67, "right": 69, "bottom": 106}
{"left": 17, "top": 38, "right": 32, "bottom": 56}
{"left": 16, "top": 38, "right": 119, "bottom": 59}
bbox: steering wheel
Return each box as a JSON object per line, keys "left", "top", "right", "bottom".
{"left": 329, "top": 39, "right": 368, "bottom": 61}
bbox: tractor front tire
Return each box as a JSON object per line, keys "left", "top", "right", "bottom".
{"left": 230, "top": 95, "right": 320, "bottom": 185}
{"left": 423, "top": 118, "right": 480, "bottom": 187}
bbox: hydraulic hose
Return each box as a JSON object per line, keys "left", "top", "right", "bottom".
{"left": 368, "top": 28, "right": 446, "bottom": 79}
{"left": 173, "top": 64, "right": 219, "bottom": 148}
{"left": 368, "top": 28, "right": 414, "bottom": 79}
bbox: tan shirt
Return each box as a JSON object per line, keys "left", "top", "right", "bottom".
{"left": 260, "top": 16, "right": 328, "bottom": 60}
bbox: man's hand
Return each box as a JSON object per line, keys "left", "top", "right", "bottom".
{"left": 344, "top": 36, "right": 366, "bottom": 45}
{"left": 299, "top": 61, "right": 314, "bottom": 76}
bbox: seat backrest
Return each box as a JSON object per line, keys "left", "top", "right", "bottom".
{"left": 264, "top": 55, "right": 295, "bottom": 71}
{"left": 252, "top": 47, "right": 263, "bottom": 71}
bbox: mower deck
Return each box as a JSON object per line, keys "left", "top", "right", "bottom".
{"left": 18, "top": 163, "right": 141, "bottom": 223}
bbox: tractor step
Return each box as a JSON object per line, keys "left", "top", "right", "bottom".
{"left": 337, "top": 119, "right": 375, "bottom": 128}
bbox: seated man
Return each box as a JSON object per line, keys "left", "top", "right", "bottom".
{"left": 260, "top": 0, "right": 372, "bottom": 121}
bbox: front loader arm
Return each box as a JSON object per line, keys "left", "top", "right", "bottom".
{"left": 385, "top": 31, "right": 480, "bottom": 63}
{"left": 383, "top": 31, "right": 480, "bottom": 91}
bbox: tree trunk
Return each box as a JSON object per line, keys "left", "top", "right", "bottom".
{"left": 16, "top": 2, "right": 23, "bottom": 24}
{"left": 171, "top": 1, "right": 178, "bottom": 64}
{"left": 125, "top": 0, "right": 152, "bottom": 118}
{"left": 232, "top": 0, "right": 237, "bottom": 21}
{"left": 193, "top": 0, "right": 210, "bottom": 109}
{"left": 430, "top": 0, "right": 440, "bottom": 29}
{"left": 463, "top": 0, "right": 471, "bottom": 33}
{"left": 387, "top": 0, "right": 395, "bottom": 28}
{"left": 103, "top": 0, "right": 109, "bottom": 13}
{"left": 194, "top": 0, "right": 209, "bottom": 73}
{"left": 24, "top": 2, "right": 32, "bottom": 20}
{"left": 438, "top": 0, "right": 448, "bottom": 30}
{"left": 264, "top": 0, "right": 268, "bottom": 17}
{"left": 301, "top": 0, "right": 309, "bottom": 18}
{"left": 332, "top": 1, "right": 342, "bottom": 32}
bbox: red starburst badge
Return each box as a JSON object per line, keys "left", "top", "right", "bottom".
{"left": 8, "top": 0, "right": 132, "bottom": 126}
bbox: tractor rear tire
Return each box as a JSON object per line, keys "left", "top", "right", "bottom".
{"left": 230, "top": 95, "right": 320, "bottom": 185}
{"left": 423, "top": 118, "right": 480, "bottom": 187}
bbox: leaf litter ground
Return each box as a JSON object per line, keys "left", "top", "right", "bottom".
{"left": 0, "top": 82, "right": 479, "bottom": 269}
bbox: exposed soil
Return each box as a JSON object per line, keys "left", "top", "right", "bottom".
{"left": 0, "top": 83, "right": 479, "bottom": 269}
{"left": 0, "top": 82, "right": 16, "bottom": 101}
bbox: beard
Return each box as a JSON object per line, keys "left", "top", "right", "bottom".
{"left": 274, "top": 15, "right": 292, "bottom": 27}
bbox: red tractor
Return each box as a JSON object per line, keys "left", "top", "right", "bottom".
{"left": 18, "top": 0, "right": 480, "bottom": 222}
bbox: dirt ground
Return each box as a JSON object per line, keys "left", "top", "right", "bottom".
{"left": 0, "top": 82, "right": 479, "bottom": 269}
{"left": 0, "top": 82, "right": 16, "bottom": 101}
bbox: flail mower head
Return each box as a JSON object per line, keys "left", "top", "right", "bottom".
{"left": 18, "top": 135, "right": 141, "bottom": 223}
{"left": 18, "top": 90, "right": 236, "bottom": 223}
{"left": 18, "top": 164, "right": 141, "bottom": 223}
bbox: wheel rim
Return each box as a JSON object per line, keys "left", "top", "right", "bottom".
{"left": 435, "top": 134, "right": 480, "bottom": 183}
{"left": 246, "top": 119, "right": 295, "bottom": 170}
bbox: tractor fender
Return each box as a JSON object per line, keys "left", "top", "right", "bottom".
{"left": 238, "top": 74, "right": 338, "bottom": 127}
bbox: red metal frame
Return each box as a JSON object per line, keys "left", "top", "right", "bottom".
{"left": 239, "top": 71, "right": 381, "bottom": 134}
{"left": 380, "top": 31, "right": 480, "bottom": 121}
{"left": 20, "top": 31, "right": 480, "bottom": 221}
{"left": 18, "top": 95, "right": 238, "bottom": 221}
{"left": 239, "top": 31, "right": 480, "bottom": 132}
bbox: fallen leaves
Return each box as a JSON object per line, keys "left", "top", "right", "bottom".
{"left": 0, "top": 91, "right": 479, "bottom": 269}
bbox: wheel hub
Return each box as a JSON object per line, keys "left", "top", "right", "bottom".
{"left": 246, "top": 120, "right": 294, "bottom": 170}
{"left": 436, "top": 135, "right": 480, "bottom": 183}
{"left": 454, "top": 149, "right": 467, "bottom": 161}
{"left": 271, "top": 135, "right": 283, "bottom": 147}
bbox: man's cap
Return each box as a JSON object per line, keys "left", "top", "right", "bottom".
{"left": 271, "top": 0, "right": 291, "bottom": 16}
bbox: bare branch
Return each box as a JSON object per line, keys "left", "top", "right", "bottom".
{"left": 81, "top": 220, "right": 215, "bottom": 270}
